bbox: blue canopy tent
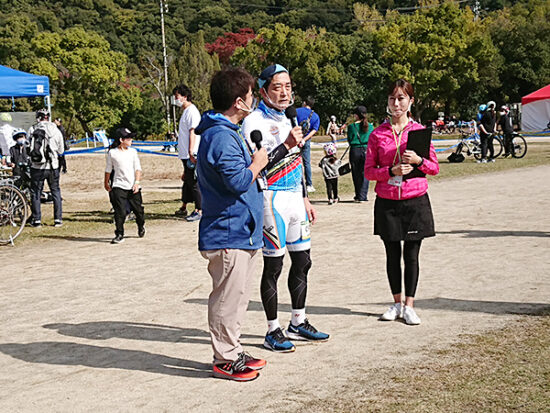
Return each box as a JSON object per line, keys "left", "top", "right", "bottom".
{"left": 0, "top": 65, "right": 51, "bottom": 115}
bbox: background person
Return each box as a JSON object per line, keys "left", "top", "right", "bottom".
{"left": 296, "top": 96, "right": 320, "bottom": 193}
{"left": 196, "top": 67, "right": 268, "bottom": 381}
{"left": 242, "top": 64, "right": 329, "bottom": 353}
{"left": 326, "top": 115, "right": 342, "bottom": 143}
{"left": 28, "top": 109, "right": 64, "bottom": 228}
{"left": 173, "top": 84, "right": 202, "bottom": 221}
{"left": 498, "top": 105, "right": 514, "bottom": 157}
{"left": 0, "top": 112, "right": 15, "bottom": 158}
{"left": 318, "top": 142, "right": 341, "bottom": 204}
{"left": 54, "top": 117, "right": 69, "bottom": 173}
{"left": 8, "top": 129, "right": 30, "bottom": 180}
{"left": 347, "top": 105, "right": 373, "bottom": 202}
{"left": 364, "top": 79, "right": 439, "bottom": 325}
{"left": 478, "top": 100, "right": 497, "bottom": 163}
{"left": 104, "top": 128, "right": 145, "bottom": 244}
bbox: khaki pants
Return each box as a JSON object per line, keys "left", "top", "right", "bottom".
{"left": 201, "top": 248, "right": 260, "bottom": 363}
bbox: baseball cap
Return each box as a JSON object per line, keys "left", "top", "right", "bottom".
{"left": 115, "top": 127, "right": 137, "bottom": 139}
{"left": 258, "top": 64, "right": 289, "bottom": 89}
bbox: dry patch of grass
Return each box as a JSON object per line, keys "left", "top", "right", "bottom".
{"left": 299, "top": 311, "right": 550, "bottom": 412}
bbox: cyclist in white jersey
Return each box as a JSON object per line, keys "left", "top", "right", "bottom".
{"left": 242, "top": 64, "right": 330, "bottom": 352}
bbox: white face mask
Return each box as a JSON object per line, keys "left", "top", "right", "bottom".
{"left": 174, "top": 98, "right": 183, "bottom": 108}
{"left": 238, "top": 97, "right": 258, "bottom": 114}
{"left": 17, "top": 139, "right": 26, "bottom": 145}
{"left": 262, "top": 88, "right": 295, "bottom": 112}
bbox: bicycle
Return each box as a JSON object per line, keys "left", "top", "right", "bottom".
{"left": 449, "top": 132, "right": 503, "bottom": 161}
{"left": 0, "top": 169, "right": 29, "bottom": 245}
{"left": 497, "top": 132, "right": 527, "bottom": 159}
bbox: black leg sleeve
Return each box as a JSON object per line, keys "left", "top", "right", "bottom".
{"left": 383, "top": 240, "right": 402, "bottom": 295}
{"left": 403, "top": 240, "right": 422, "bottom": 297}
{"left": 261, "top": 256, "right": 284, "bottom": 321}
{"left": 288, "top": 249, "right": 312, "bottom": 310}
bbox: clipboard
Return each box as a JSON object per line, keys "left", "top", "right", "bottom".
{"left": 403, "top": 127, "right": 432, "bottom": 180}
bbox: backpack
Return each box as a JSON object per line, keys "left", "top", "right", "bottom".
{"left": 29, "top": 127, "right": 52, "bottom": 164}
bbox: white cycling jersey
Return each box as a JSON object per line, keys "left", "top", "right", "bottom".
{"left": 242, "top": 101, "right": 302, "bottom": 192}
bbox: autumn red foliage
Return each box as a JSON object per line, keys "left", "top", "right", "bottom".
{"left": 205, "top": 28, "right": 257, "bottom": 64}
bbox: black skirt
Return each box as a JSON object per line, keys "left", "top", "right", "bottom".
{"left": 374, "top": 193, "right": 435, "bottom": 242}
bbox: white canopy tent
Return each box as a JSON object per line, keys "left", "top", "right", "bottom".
{"left": 521, "top": 84, "right": 550, "bottom": 131}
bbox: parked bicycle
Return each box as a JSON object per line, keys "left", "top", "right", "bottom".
{"left": 0, "top": 169, "right": 29, "bottom": 245}
{"left": 448, "top": 132, "right": 503, "bottom": 162}
{"left": 497, "top": 132, "right": 527, "bottom": 159}
{"left": 449, "top": 132, "right": 527, "bottom": 162}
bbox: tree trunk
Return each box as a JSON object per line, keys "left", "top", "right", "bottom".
{"left": 76, "top": 114, "right": 93, "bottom": 137}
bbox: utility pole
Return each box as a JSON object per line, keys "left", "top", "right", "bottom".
{"left": 160, "top": 0, "right": 171, "bottom": 132}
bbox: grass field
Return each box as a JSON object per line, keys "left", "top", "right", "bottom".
{"left": 301, "top": 310, "right": 550, "bottom": 412}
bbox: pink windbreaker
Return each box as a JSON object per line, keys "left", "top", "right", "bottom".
{"left": 364, "top": 120, "right": 439, "bottom": 200}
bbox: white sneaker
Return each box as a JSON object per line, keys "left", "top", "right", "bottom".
{"left": 380, "top": 303, "right": 402, "bottom": 321}
{"left": 307, "top": 185, "right": 316, "bottom": 193}
{"left": 403, "top": 306, "right": 421, "bottom": 325}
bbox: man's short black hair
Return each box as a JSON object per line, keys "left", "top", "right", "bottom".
{"left": 172, "top": 84, "right": 193, "bottom": 101}
{"left": 304, "top": 96, "right": 315, "bottom": 108}
{"left": 210, "top": 68, "right": 255, "bottom": 112}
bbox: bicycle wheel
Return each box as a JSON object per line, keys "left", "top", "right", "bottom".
{"left": 0, "top": 184, "right": 28, "bottom": 244}
{"left": 491, "top": 135, "right": 503, "bottom": 158}
{"left": 511, "top": 134, "right": 527, "bottom": 158}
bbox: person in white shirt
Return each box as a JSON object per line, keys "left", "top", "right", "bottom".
{"left": 27, "top": 109, "right": 65, "bottom": 227}
{"left": 104, "top": 127, "right": 145, "bottom": 244}
{"left": 173, "top": 84, "right": 202, "bottom": 222}
{"left": 0, "top": 112, "right": 15, "bottom": 158}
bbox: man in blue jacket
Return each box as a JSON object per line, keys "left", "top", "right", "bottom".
{"left": 196, "top": 67, "right": 268, "bottom": 382}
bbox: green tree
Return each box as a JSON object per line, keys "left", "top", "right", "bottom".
{"left": 30, "top": 27, "right": 143, "bottom": 135}
{"left": 169, "top": 31, "right": 221, "bottom": 112}
{"left": 489, "top": 0, "right": 550, "bottom": 103}
{"left": 232, "top": 23, "right": 355, "bottom": 121}
{"left": 375, "top": 2, "right": 500, "bottom": 119}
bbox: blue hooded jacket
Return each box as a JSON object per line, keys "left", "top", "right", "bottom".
{"left": 195, "top": 111, "right": 263, "bottom": 251}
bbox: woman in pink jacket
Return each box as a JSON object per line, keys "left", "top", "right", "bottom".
{"left": 364, "top": 79, "right": 439, "bottom": 325}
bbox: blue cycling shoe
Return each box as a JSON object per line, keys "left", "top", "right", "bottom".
{"left": 263, "top": 327, "right": 296, "bottom": 352}
{"left": 286, "top": 319, "right": 329, "bottom": 342}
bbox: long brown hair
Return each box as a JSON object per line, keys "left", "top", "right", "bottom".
{"left": 354, "top": 105, "right": 370, "bottom": 132}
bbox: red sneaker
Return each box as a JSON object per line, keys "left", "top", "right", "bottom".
{"left": 241, "top": 352, "right": 266, "bottom": 371}
{"left": 213, "top": 354, "right": 259, "bottom": 382}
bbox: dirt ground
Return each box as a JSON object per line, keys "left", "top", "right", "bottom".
{"left": 0, "top": 162, "right": 549, "bottom": 412}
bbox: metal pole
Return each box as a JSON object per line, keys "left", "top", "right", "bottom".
{"left": 160, "top": 0, "right": 171, "bottom": 131}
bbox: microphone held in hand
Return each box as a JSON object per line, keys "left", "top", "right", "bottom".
{"left": 250, "top": 130, "right": 263, "bottom": 150}
{"left": 285, "top": 106, "right": 298, "bottom": 127}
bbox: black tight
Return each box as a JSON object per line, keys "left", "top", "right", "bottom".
{"left": 383, "top": 240, "right": 422, "bottom": 297}
{"left": 261, "top": 250, "right": 311, "bottom": 321}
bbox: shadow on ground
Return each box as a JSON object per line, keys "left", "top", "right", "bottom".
{"left": 437, "top": 229, "right": 550, "bottom": 238}
{"left": 185, "top": 299, "right": 377, "bottom": 317}
{"left": 42, "top": 321, "right": 263, "bottom": 344}
{"left": 0, "top": 342, "right": 210, "bottom": 378}
{"left": 405, "top": 297, "right": 550, "bottom": 315}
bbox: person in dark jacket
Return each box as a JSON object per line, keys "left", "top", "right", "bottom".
{"left": 478, "top": 101, "right": 497, "bottom": 163}
{"left": 196, "top": 67, "right": 268, "bottom": 382}
{"left": 498, "top": 105, "right": 514, "bottom": 157}
{"left": 54, "top": 118, "right": 68, "bottom": 173}
{"left": 8, "top": 129, "right": 30, "bottom": 178}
